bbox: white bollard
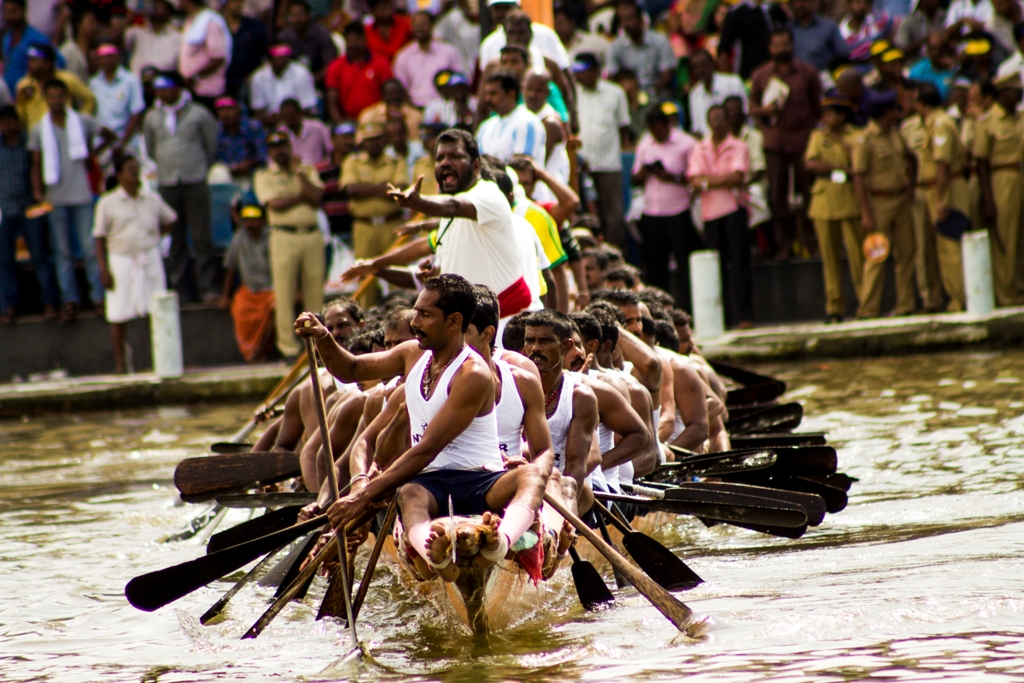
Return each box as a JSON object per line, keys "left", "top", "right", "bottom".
{"left": 690, "top": 250, "right": 725, "bottom": 339}
{"left": 150, "top": 290, "right": 184, "bottom": 378}
{"left": 962, "top": 230, "right": 995, "bottom": 316}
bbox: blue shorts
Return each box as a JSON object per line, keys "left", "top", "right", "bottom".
{"left": 407, "top": 469, "right": 507, "bottom": 516}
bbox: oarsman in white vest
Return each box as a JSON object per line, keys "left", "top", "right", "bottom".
{"left": 295, "top": 274, "right": 546, "bottom": 583}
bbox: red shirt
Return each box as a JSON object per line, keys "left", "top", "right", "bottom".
{"left": 365, "top": 15, "right": 412, "bottom": 62}
{"left": 325, "top": 53, "right": 393, "bottom": 119}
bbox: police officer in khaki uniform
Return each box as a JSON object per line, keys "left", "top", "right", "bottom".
{"left": 973, "top": 72, "right": 1024, "bottom": 307}
{"left": 916, "top": 83, "right": 970, "bottom": 311}
{"left": 253, "top": 132, "right": 326, "bottom": 359}
{"left": 805, "top": 94, "right": 864, "bottom": 322}
{"left": 341, "top": 121, "right": 409, "bottom": 308}
{"left": 852, "top": 90, "right": 918, "bottom": 319}
{"left": 900, "top": 83, "right": 944, "bottom": 312}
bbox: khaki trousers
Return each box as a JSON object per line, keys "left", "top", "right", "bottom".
{"left": 353, "top": 217, "right": 404, "bottom": 309}
{"left": 911, "top": 187, "right": 943, "bottom": 310}
{"left": 989, "top": 169, "right": 1024, "bottom": 306}
{"left": 923, "top": 178, "right": 969, "bottom": 312}
{"left": 857, "top": 193, "right": 916, "bottom": 319}
{"left": 270, "top": 227, "right": 325, "bottom": 357}
{"left": 813, "top": 218, "right": 864, "bottom": 316}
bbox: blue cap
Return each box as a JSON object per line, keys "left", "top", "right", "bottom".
{"left": 333, "top": 123, "right": 356, "bottom": 136}
{"left": 571, "top": 53, "right": 600, "bottom": 73}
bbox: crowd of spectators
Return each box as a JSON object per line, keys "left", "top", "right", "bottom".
{"left": 3, "top": 0, "right": 1024, "bottom": 370}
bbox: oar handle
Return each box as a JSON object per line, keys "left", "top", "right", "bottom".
{"left": 621, "top": 483, "right": 665, "bottom": 500}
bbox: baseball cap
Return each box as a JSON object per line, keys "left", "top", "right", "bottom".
{"left": 268, "top": 44, "right": 293, "bottom": 58}
{"left": 266, "top": 131, "right": 291, "bottom": 146}
{"left": 214, "top": 96, "right": 238, "bottom": 109}
{"left": 333, "top": 122, "right": 357, "bottom": 136}
{"left": 240, "top": 205, "right": 264, "bottom": 219}
{"left": 571, "top": 53, "right": 599, "bottom": 73}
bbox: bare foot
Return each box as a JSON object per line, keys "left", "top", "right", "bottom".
{"left": 542, "top": 519, "right": 576, "bottom": 579}
{"left": 557, "top": 518, "right": 575, "bottom": 555}
{"left": 476, "top": 511, "right": 505, "bottom": 567}
{"left": 425, "top": 521, "right": 459, "bottom": 582}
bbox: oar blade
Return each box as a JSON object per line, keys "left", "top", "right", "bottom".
{"left": 621, "top": 532, "right": 703, "bottom": 591}
{"left": 677, "top": 482, "right": 827, "bottom": 526}
{"left": 207, "top": 506, "right": 302, "bottom": 554}
{"left": 726, "top": 382, "right": 784, "bottom": 406}
{"left": 570, "top": 554, "right": 615, "bottom": 610}
{"left": 210, "top": 442, "right": 254, "bottom": 454}
{"left": 174, "top": 451, "right": 301, "bottom": 497}
{"left": 726, "top": 403, "right": 804, "bottom": 435}
{"left": 731, "top": 432, "right": 828, "bottom": 448}
{"left": 746, "top": 476, "right": 849, "bottom": 513}
{"left": 125, "top": 515, "right": 326, "bottom": 612}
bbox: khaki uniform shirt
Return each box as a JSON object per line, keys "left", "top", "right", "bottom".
{"left": 900, "top": 114, "right": 927, "bottom": 161}
{"left": 412, "top": 155, "right": 438, "bottom": 196}
{"left": 805, "top": 126, "right": 860, "bottom": 220}
{"left": 972, "top": 104, "right": 1024, "bottom": 167}
{"left": 341, "top": 151, "right": 408, "bottom": 220}
{"left": 852, "top": 120, "right": 911, "bottom": 192}
{"left": 920, "top": 109, "right": 968, "bottom": 182}
{"left": 253, "top": 161, "right": 325, "bottom": 228}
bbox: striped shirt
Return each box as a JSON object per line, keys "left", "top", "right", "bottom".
{"left": 577, "top": 79, "right": 631, "bottom": 173}
{"left": 476, "top": 104, "right": 547, "bottom": 166}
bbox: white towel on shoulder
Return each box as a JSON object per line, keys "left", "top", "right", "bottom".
{"left": 156, "top": 90, "right": 192, "bottom": 136}
{"left": 183, "top": 8, "right": 233, "bottom": 68}
{"left": 41, "top": 109, "right": 88, "bottom": 187}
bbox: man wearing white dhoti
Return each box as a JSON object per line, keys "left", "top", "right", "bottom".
{"left": 93, "top": 154, "right": 178, "bottom": 373}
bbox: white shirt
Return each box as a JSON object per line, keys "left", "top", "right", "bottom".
{"left": 93, "top": 186, "right": 178, "bottom": 255}
{"left": 433, "top": 7, "right": 481, "bottom": 75}
{"left": 249, "top": 61, "right": 318, "bottom": 114}
{"left": 476, "top": 104, "right": 547, "bottom": 166}
{"left": 688, "top": 72, "right": 748, "bottom": 138}
{"left": 945, "top": 0, "right": 994, "bottom": 27}
{"left": 478, "top": 24, "right": 571, "bottom": 71}
{"left": 435, "top": 178, "right": 526, "bottom": 297}
{"left": 577, "top": 79, "right": 631, "bottom": 172}
{"left": 563, "top": 30, "right": 610, "bottom": 65}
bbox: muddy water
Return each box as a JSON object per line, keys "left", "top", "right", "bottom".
{"left": 2, "top": 350, "right": 1024, "bottom": 682}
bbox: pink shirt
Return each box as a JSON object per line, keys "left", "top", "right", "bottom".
{"left": 279, "top": 118, "right": 333, "bottom": 165}
{"left": 179, "top": 16, "right": 229, "bottom": 98}
{"left": 393, "top": 39, "right": 465, "bottom": 108}
{"left": 687, "top": 134, "right": 750, "bottom": 221}
{"left": 632, "top": 127, "right": 697, "bottom": 217}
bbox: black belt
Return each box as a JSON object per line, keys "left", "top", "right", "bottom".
{"left": 272, "top": 224, "right": 317, "bottom": 234}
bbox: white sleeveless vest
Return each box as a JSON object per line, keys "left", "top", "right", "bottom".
{"left": 406, "top": 347, "right": 502, "bottom": 472}
{"left": 545, "top": 371, "right": 576, "bottom": 474}
{"left": 494, "top": 358, "right": 525, "bottom": 460}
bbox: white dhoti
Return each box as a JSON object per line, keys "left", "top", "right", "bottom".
{"left": 105, "top": 246, "right": 166, "bottom": 323}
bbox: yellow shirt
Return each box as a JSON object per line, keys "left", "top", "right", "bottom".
{"left": 852, "top": 120, "right": 911, "bottom": 192}
{"left": 340, "top": 151, "right": 408, "bottom": 219}
{"left": 972, "top": 104, "right": 1024, "bottom": 167}
{"left": 253, "top": 161, "right": 324, "bottom": 228}
{"left": 412, "top": 154, "right": 438, "bottom": 196}
{"left": 16, "top": 70, "right": 96, "bottom": 128}
{"left": 515, "top": 200, "right": 567, "bottom": 268}
{"left": 805, "top": 126, "right": 860, "bottom": 220}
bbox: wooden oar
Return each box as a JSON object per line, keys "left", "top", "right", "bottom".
{"left": 730, "top": 432, "right": 828, "bottom": 448}
{"left": 207, "top": 506, "right": 303, "bottom": 554}
{"left": 725, "top": 401, "right": 781, "bottom": 421}
{"left": 658, "top": 446, "right": 838, "bottom": 480}
{"left": 174, "top": 452, "right": 301, "bottom": 497}
{"left": 728, "top": 475, "right": 849, "bottom": 513}
{"left": 726, "top": 382, "right": 784, "bottom": 407}
{"left": 568, "top": 546, "right": 614, "bottom": 610}
{"left": 216, "top": 492, "right": 318, "bottom": 509}
{"left": 725, "top": 403, "right": 803, "bottom": 435}
{"left": 126, "top": 513, "right": 331, "bottom": 612}
{"left": 301, "top": 336, "right": 360, "bottom": 648}
{"left": 544, "top": 493, "right": 699, "bottom": 633}
{"left": 596, "top": 490, "right": 807, "bottom": 529}
{"left": 199, "top": 542, "right": 288, "bottom": 624}
{"left": 711, "top": 360, "right": 786, "bottom": 393}
{"left": 594, "top": 501, "right": 703, "bottom": 591}
{"left": 210, "top": 442, "right": 256, "bottom": 454}
{"left": 637, "top": 481, "right": 827, "bottom": 526}
{"left": 338, "top": 498, "right": 398, "bottom": 624}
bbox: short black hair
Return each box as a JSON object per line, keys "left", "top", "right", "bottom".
{"left": 485, "top": 69, "right": 522, "bottom": 99}
{"left": 672, "top": 308, "right": 693, "bottom": 327}
{"left": 638, "top": 287, "right": 676, "bottom": 310}
{"left": 413, "top": 9, "right": 434, "bottom": 23}
{"left": 28, "top": 43, "right": 56, "bottom": 62}
{"left": 43, "top": 78, "right": 68, "bottom": 94}
{"left": 525, "top": 309, "right": 577, "bottom": 342}
{"left": 604, "top": 266, "right": 636, "bottom": 289}
{"left": 384, "top": 306, "right": 414, "bottom": 330}
{"left": 595, "top": 287, "right": 640, "bottom": 307}
{"left": 645, "top": 103, "right": 671, "bottom": 127}
{"left": 421, "top": 273, "right": 477, "bottom": 332}
{"left": 437, "top": 128, "right": 480, "bottom": 163}
{"left": 771, "top": 26, "right": 794, "bottom": 42}
{"left": 569, "top": 311, "right": 601, "bottom": 346}
{"left": 323, "top": 296, "right": 364, "bottom": 323}
{"left": 499, "top": 44, "right": 530, "bottom": 64}
{"left": 586, "top": 304, "right": 620, "bottom": 346}
{"left": 640, "top": 314, "right": 657, "bottom": 338}
{"left": 114, "top": 154, "right": 138, "bottom": 175}
{"left": 616, "top": 0, "right": 642, "bottom": 18}
{"left": 343, "top": 20, "right": 365, "bottom": 36}
{"left": 917, "top": 82, "right": 943, "bottom": 108}
{"left": 654, "top": 320, "right": 680, "bottom": 350}
{"left": 723, "top": 94, "right": 746, "bottom": 112}
{"left": 502, "top": 311, "right": 532, "bottom": 352}
{"left": 279, "top": 97, "right": 301, "bottom": 111}
{"left": 707, "top": 103, "right": 725, "bottom": 122}
{"left": 347, "top": 326, "right": 379, "bottom": 354}
{"left": 0, "top": 105, "right": 19, "bottom": 122}
{"left": 290, "top": 0, "right": 312, "bottom": 13}
{"left": 583, "top": 248, "right": 609, "bottom": 271}
{"left": 470, "top": 284, "right": 500, "bottom": 350}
